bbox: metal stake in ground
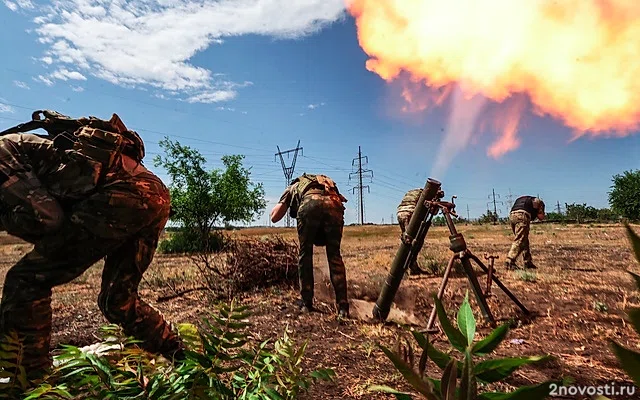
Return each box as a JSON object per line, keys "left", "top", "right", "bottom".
{"left": 424, "top": 195, "right": 530, "bottom": 333}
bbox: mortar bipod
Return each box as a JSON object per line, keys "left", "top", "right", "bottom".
{"left": 424, "top": 197, "right": 530, "bottom": 334}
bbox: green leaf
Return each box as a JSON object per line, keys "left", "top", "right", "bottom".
{"left": 264, "top": 387, "right": 285, "bottom": 400}
{"left": 434, "top": 295, "right": 468, "bottom": 352}
{"left": 459, "top": 350, "right": 476, "bottom": 400}
{"left": 471, "top": 323, "right": 510, "bottom": 356}
{"left": 441, "top": 359, "right": 458, "bottom": 400}
{"left": 426, "top": 341, "right": 462, "bottom": 374}
{"left": 478, "top": 380, "right": 559, "bottom": 400}
{"left": 609, "top": 340, "right": 640, "bottom": 387}
{"left": 457, "top": 292, "right": 476, "bottom": 347}
{"left": 377, "top": 344, "right": 439, "bottom": 400}
{"left": 368, "top": 385, "right": 415, "bottom": 400}
{"left": 475, "top": 356, "right": 550, "bottom": 383}
{"left": 411, "top": 330, "right": 428, "bottom": 349}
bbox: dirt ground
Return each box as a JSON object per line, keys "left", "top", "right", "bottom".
{"left": 1, "top": 222, "right": 640, "bottom": 399}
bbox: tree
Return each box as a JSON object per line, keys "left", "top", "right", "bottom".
{"left": 478, "top": 210, "right": 498, "bottom": 224}
{"left": 565, "top": 203, "right": 598, "bottom": 223}
{"left": 153, "top": 138, "right": 266, "bottom": 246}
{"left": 609, "top": 170, "right": 640, "bottom": 221}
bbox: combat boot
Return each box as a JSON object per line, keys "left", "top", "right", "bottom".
{"left": 524, "top": 262, "right": 537, "bottom": 269}
{"left": 337, "top": 303, "right": 349, "bottom": 319}
{"left": 295, "top": 299, "right": 313, "bottom": 313}
{"left": 408, "top": 261, "right": 426, "bottom": 276}
{"left": 505, "top": 259, "right": 519, "bottom": 270}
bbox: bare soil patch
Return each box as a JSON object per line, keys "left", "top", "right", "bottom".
{"left": 0, "top": 223, "right": 639, "bottom": 398}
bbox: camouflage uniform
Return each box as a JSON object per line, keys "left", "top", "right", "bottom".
{"left": 506, "top": 196, "right": 545, "bottom": 269}
{"left": 0, "top": 120, "right": 184, "bottom": 380}
{"left": 0, "top": 133, "right": 101, "bottom": 242}
{"left": 278, "top": 174, "right": 349, "bottom": 316}
{"left": 397, "top": 188, "right": 425, "bottom": 275}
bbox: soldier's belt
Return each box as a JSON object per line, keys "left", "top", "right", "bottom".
{"left": 510, "top": 210, "right": 531, "bottom": 218}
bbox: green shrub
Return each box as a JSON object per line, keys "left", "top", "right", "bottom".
{"left": 370, "top": 292, "right": 562, "bottom": 399}
{"left": 3, "top": 300, "right": 334, "bottom": 399}
{"left": 604, "top": 224, "right": 640, "bottom": 389}
{"left": 158, "top": 229, "right": 227, "bottom": 254}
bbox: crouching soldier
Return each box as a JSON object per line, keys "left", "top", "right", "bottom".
{"left": 397, "top": 188, "right": 428, "bottom": 275}
{"left": 270, "top": 173, "right": 349, "bottom": 318}
{"left": 0, "top": 111, "right": 185, "bottom": 382}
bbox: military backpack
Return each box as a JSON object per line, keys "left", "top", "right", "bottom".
{"left": 0, "top": 109, "right": 146, "bottom": 173}
{"left": 288, "top": 173, "right": 347, "bottom": 218}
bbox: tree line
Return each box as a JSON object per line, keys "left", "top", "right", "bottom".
{"left": 151, "top": 137, "right": 640, "bottom": 252}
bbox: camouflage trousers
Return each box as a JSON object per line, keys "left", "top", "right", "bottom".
{"left": 507, "top": 211, "right": 533, "bottom": 266}
{"left": 296, "top": 194, "right": 348, "bottom": 312}
{"left": 397, "top": 211, "right": 422, "bottom": 274}
{"left": 0, "top": 170, "right": 184, "bottom": 380}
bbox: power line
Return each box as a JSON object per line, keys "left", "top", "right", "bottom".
{"left": 275, "top": 140, "right": 303, "bottom": 227}
{"left": 349, "top": 146, "right": 373, "bottom": 225}
{"left": 505, "top": 188, "right": 514, "bottom": 211}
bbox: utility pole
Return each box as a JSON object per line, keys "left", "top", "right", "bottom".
{"left": 275, "top": 140, "right": 303, "bottom": 227}
{"left": 467, "top": 204, "right": 470, "bottom": 221}
{"left": 556, "top": 200, "right": 561, "bottom": 214}
{"left": 487, "top": 189, "right": 504, "bottom": 223}
{"left": 349, "top": 146, "right": 373, "bottom": 225}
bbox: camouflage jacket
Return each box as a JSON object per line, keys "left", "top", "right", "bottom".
{"left": 0, "top": 133, "right": 102, "bottom": 200}
{"left": 278, "top": 173, "right": 347, "bottom": 218}
{"left": 397, "top": 188, "right": 422, "bottom": 215}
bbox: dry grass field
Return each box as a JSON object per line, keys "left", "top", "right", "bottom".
{"left": 1, "top": 221, "right": 639, "bottom": 399}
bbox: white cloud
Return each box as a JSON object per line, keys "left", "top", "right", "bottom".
{"left": 50, "top": 68, "right": 87, "bottom": 81}
{"left": 307, "top": 102, "right": 326, "bottom": 109}
{"left": 3, "top": 0, "right": 33, "bottom": 11}
{"left": 25, "top": 0, "right": 346, "bottom": 103}
{"left": 0, "top": 99, "right": 15, "bottom": 114}
{"left": 4, "top": 1, "right": 17, "bottom": 11}
{"left": 71, "top": 85, "right": 84, "bottom": 92}
{"left": 13, "top": 80, "right": 30, "bottom": 89}
{"left": 185, "top": 90, "right": 237, "bottom": 104}
{"left": 216, "top": 106, "right": 236, "bottom": 112}
{"left": 34, "top": 75, "right": 54, "bottom": 86}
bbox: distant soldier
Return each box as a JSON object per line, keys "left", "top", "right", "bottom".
{"left": 270, "top": 173, "right": 349, "bottom": 318}
{"left": 506, "top": 195, "right": 546, "bottom": 270}
{"left": 0, "top": 111, "right": 185, "bottom": 381}
{"left": 397, "top": 188, "right": 427, "bottom": 275}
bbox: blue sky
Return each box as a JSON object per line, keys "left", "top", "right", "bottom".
{"left": 1, "top": 0, "right": 639, "bottom": 227}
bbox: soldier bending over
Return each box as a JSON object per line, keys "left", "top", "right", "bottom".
{"left": 0, "top": 111, "right": 185, "bottom": 382}
{"left": 270, "top": 173, "right": 349, "bottom": 318}
{"left": 506, "top": 195, "right": 545, "bottom": 270}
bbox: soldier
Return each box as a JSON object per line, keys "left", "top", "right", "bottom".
{"left": 397, "top": 188, "right": 427, "bottom": 275}
{"left": 270, "top": 173, "right": 349, "bottom": 318}
{"left": 505, "top": 195, "right": 545, "bottom": 270}
{"left": 0, "top": 112, "right": 185, "bottom": 381}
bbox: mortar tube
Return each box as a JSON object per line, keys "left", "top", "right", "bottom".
{"left": 372, "top": 178, "right": 442, "bottom": 321}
